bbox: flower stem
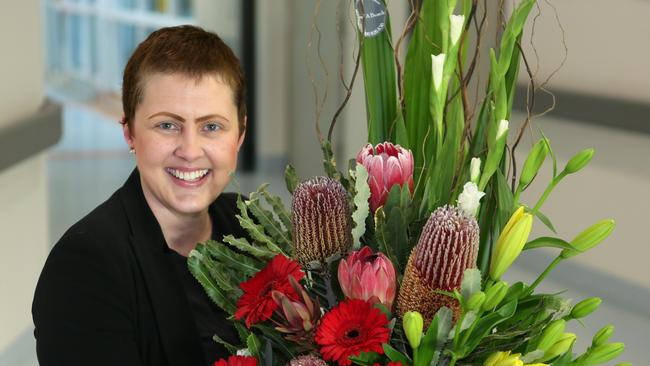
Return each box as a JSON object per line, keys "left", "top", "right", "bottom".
{"left": 531, "top": 172, "right": 566, "bottom": 215}
{"left": 526, "top": 255, "right": 563, "bottom": 296}
{"left": 321, "top": 267, "right": 337, "bottom": 308}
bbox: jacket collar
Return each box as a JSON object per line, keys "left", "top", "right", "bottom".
{"left": 119, "top": 168, "right": 205, "bottom": 366}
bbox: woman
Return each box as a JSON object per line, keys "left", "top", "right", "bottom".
{"left": 32, "top": 25, "right": 247, "bottom": 366}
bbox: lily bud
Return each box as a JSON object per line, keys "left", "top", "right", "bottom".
{"left": 561, "top": 219, "right": 615, "bottom": 259}
{"left": 539, "top": 333, "right": 576, "bottom": 362}
{"left": 564, "top": 148, "right": 594, "bottom": 174}
{"left": 470, "top": 157, "right": 481, "bottom": 184}
{"left": 457, "top": 182, "right": 486, "bottom": 217}
{"left": 482, "top": 280, "right": 508, "bottom": 311}
{"left": 450, "top": 14, "right": 465, "bottom": 46}
{"left": 569, "top": 297, "right": 601, "bottom": 319}
{"left": 402, "top": 311, "right": 424, "bottom": 349}
{"left": 489, "top": 207, "right": 533, "bottom": 280}
{"left": 581, "top": 343, "right": 625, "bottom": 365}
{"left": 592, "top": 324, "right": 615, "bottom": 347}
{"left": 519, "top": 138, "right": 548, "bottom": 188}
{"left": 431, "top": 53, "right": 446, "bottom": 92}
{"left": 466, "top": 291, "right": 486, "bottom": 312}
{"left": 615, "top": 363, "right": 632, "bottom": 366}
{"left": 536, "top": 319, "right": 566, "bottom": 352}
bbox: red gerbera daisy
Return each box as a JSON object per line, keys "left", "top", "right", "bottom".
{"left": 235, "top": 254, "right": 305, "bottom": 328}
{"left": 213, "top": 355, "right": 257, "bottom": 366}
{"left": 315, "top": 299, "right": 390, "bottom": 366}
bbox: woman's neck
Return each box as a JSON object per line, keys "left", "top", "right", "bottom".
{"left": 144, "top": 201, "right": 212, "bottom": 257}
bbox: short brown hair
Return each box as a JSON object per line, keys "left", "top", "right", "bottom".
{"left": 122, "top": 25, "right": 246, "bottom": 134}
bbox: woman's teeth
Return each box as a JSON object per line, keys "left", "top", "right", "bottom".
{"left": 167, "top": 168, "right": 209, "bottom": 182}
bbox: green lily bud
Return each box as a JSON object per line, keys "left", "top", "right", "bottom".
{"left": 561, "top": 220, "right": 615, "bottom": 258}
{"left": 519, "top": 138, "right": 548, "bottom": 188}
{"left": 592, "top": 324, "right": 615, "bottom": 347}
{"left": 470, "top": 157, "right": 481, "bottom": 184}
{"left": 570, "top": 297, "right": 601, "bottom": 319}
{"left": 581, "top": 342, "right": 625, "bottom": 365}
{"left": 564, "top": 148, "right": 594, "bottom": 174}
{"left": 466, "top": 291, "right": 486, "bottom": 311}
{"left": 615, "top": 362, "right": 632, "bottom": 366}
{"left": 403, "top": 311, "right": 424, "bottom": 350}
{"left": 536, "top": 319, "right": 566, "bottom": 352}
{"left": 490, "top": 207, "right": 533, "bottom": 280}
{"left": 482, "top": 281, "right": 508, "bottom": 311}
{"left": 539, "top": 332, "right": 576, "bottom": 362}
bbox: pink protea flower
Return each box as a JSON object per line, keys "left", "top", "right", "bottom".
{"left": 356, "top": 142, "right": 414, "bottom": 212}
{"left": 337, "top": 246, "right": 397, "bottom": 310}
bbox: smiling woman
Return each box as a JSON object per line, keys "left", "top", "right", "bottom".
{"left": 32, "top": 26, "right": 249, "bottom": 366}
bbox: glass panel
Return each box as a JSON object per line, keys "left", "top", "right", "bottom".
{"left": 69, "top": 14, "right": 82, "bottom": 71}
{"left": 118, "top": 0, "right": 137, "bottom": 10}
{"left": 117, "top": 23, "right": 137, "bottom": 78}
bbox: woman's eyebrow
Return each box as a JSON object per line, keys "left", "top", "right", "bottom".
{"left": 148, "top": 111, "right": 185, "bottom": 121}
{"left": 147, "top": 112, "right": 229, "bottom": 123}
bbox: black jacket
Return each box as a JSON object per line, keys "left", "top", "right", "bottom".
{"left": 32, "top": 169, "right": 246, "bottom": 366}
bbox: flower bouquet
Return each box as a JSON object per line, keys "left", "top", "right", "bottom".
{"left": 189, "top": 1, "right": 629, "bottom": 365}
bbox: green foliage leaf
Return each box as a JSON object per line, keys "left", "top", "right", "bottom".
{"left": 352, "top": 163, "right": 371, "bottom": 249}
{"left": 246, "top": 193, "right": 291, "bottom": 252}
{"left": 246, "top": 333, "right": 262, "bottom": 358}
{"left": 524, "top": 237, "right": 578, "bottom": 252}
{"left": 188, "top": 249, "right": 237, "bottom": 313}
{"left": 495, "top": 169, "right": 514, "bottom": 233}
{"left": 202, "top": 240, "right": 261, "bottom": 277}
{"left": 535, "top": 209, "right": 557, "bottom": 234}
{"left": 374, "top": 185, "right": 412, "bottom": 273}
{"left": 223, "top": 235, "right": 277, "bottom": 259}
{"left": 461, "top": 268, "right": 482, "bottom": 302}
{"left": 383, "top": 344, "right": 410, "bottom": 365}
{"left": 284, "top": 164, "right": 298, "bottom": 194}
{"left": 348, "top": 351, "right": 381, "bottom": 366}
{"left": 356, "top": 0, "right": 398, "bottom": 144}
{"left": 416, "top": 307, "right": 452, "bottom": 366}
{"left": 461, "top": 300, "right": 518, "bottom": 356}
{"left": 258, "top": 185, "right": 292, "bottom": 241}
{"left": 212, "top": 333, "right": 238, "bottom": 355}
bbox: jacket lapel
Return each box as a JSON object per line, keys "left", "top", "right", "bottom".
{"left": 119, "top": 169, "right": 204, "bottom": 366}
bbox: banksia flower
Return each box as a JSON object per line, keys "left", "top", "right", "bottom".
{"left": 288, "top": 355, "right": 328, "bottom": 366}
{"left": 397, "top": 205, "right": 479, "bottom": 323}
{"left": 292, "top": 177, "right": 352, "bottom": 265}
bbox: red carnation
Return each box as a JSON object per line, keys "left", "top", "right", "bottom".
{"left": 213, "top": 355, "right": 257, "bottom": 366}
{"left": 315, "top": 299, "right": 390, "bottom": 366}
{"left": 235, "top": 254, "right": 305, "bottom": 328}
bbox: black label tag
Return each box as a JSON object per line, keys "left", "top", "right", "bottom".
{"left": 355, "top": 0, "right": 387, "bottom": 38}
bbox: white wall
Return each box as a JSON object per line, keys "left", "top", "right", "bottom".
{"left": 0, "top": 0, "right": 47, "bottom": 353}
{"left": 516, "top": 0, "right": 650, "bottom": 104}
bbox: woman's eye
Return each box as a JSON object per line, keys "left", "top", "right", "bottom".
{"left": 158, "top": 122, "right": 178, "bottom": 130}
{"left": 204, "top": 123, "right": 221, "bottom": 132}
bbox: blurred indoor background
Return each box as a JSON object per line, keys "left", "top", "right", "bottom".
{"left": 0, "top": 1, "right": 648, "bottom": 365}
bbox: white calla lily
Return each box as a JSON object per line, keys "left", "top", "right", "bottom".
{"left": 450, "top": 15, "right": 465, "bottom": 46}
{"left": 431, "top": 53, "right": 446, "bottom": 92}
{"left": 470, "top": 157, "right": 481, "bottom": 184}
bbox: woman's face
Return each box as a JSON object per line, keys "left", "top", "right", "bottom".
{"left": 123, "top": 73, "right": 245, "bottom": 217}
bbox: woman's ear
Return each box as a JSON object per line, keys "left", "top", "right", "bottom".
{"left": 122, "top": 120, "right": 134, "bottom": 149}
{"left": 237, "top": 116, "right": 247, "bottom": 151}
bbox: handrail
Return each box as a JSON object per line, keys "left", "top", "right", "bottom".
{"left": 0, "top": 100, "right": 62, "bottom": 172}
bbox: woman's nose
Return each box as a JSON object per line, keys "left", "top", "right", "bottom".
{"left": 174, "top": 130, "right": 203, "bottom": 161}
